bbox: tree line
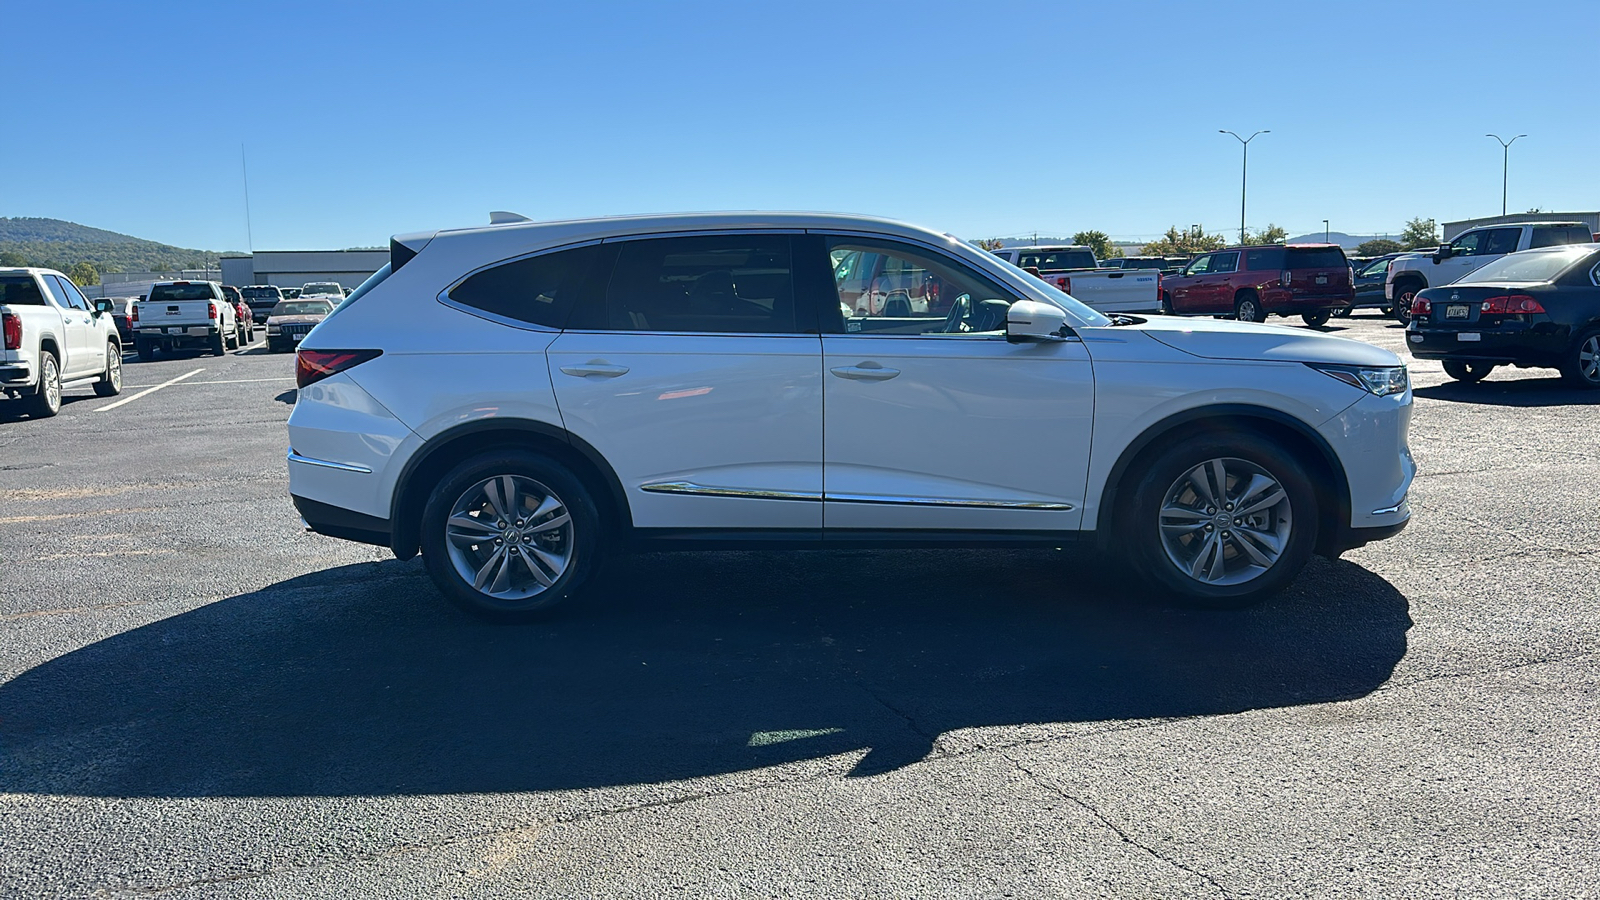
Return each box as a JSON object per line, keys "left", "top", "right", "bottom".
{"left": 977, "top": 218, "right": 1446, "bottom": 260}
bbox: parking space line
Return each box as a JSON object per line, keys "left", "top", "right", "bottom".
{"left": 95, "top": 368, "right": 205, "bottom": 412}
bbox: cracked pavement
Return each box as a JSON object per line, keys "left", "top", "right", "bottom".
{"left": 1, "top": 317, "right": 1596, "bottom": 898}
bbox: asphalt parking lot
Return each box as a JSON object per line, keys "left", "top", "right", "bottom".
{"left": 1, "top": 317, "right": 1596, "bottom": 898}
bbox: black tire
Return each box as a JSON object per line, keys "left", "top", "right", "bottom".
{"left": 93, "top": 342, "right": 122, "bottom": 397}
{"left": 420, "top": 450, "right": 604, "bottom": 621}
{"left": 1442, "top": 360, "right": 1495, "bottom": 383}
{"left": 211, "top": 332, "right": 227, "bottom": 356}
{"left": 26, "top": 352, "right": 62, "bottom": 418}
{"left": 1234, "top": 292, "right": 1265, "bottom": 323}
{"left": 136, "top": 337, "right": 155, "bottom": 362}
{"left": 1558, "top": 329, "right": 1600, "bottom": 389}
{"left": 1331, "top": 307, "right": 1352, "bottom": 318}
{"left": 1392, "top": 281, "right": 1423, "bottom": 325}
{"left": 1160, "top": 291, "right": 1174, "bottom": 315}
{"left": 1301, "top": 310, "right": 1331, "bottom": 328}
{"left": 1120, "top": 432, "right": 1318, "bottom": 609}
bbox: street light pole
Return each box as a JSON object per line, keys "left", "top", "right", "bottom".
{"left": 1486, "top": 133, "right": 1526, "bottom": 216}
{"left": 1220, "top": 130, "right": 1269, "bottom": 244}
{"left": 1323, "top": 219, "right": 1330, "bottom": 243}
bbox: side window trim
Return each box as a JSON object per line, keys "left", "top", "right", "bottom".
{"left": 41, "top": 275, "right": 73, "bottom": 309}
{"left": 436, "top": 238, "right": 605, "bottom": 333}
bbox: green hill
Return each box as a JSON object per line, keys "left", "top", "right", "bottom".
{"left": 0, "top": 217, "right": 230, "bottom": 277}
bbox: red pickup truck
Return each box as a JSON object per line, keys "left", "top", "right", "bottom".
{"left": 1162, "top": 243, "right": 1354, "bottom": 326}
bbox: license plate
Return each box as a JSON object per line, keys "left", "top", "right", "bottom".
{"left": 1315, "top": 275, "right": 1328, "bottom": 285}
{"left": 292, "top": 333, "right": 304, "bottom": 342}
{"left": 188, "top": 327, "right": 209, "bottom": 336}
{"left": 166, "top": 327, "right": 182, "bottom": 335}
{"left": 1446, "top": 304, "right": 1469, "bottom": 319}
{"left": 1458, "top": 333, "right": 1481, "bottom": 342}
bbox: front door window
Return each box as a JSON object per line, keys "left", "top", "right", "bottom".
{"left": 826, "top": 238, "right": 1017, "bottom": 336}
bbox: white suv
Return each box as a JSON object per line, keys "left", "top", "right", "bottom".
{"left": 287, "top": 213, "right": 1415, "bottom": 620}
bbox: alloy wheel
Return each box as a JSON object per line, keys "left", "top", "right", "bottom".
{"left": 443, "top": 474, "right": 574, "bottom": 601}
{"left": 1579, "top": 335, "right": 1600, "bottom": 383}
{"left": 107, "top": 352, "right": 122, "bottom": 390}
{"left": 42, "top": 357, "right": 61, "bottom": 412}
{"left": 1158, "top": 457, "right": 1292, "bottom": 586}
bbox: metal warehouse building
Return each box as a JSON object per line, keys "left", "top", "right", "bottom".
{"left": 220, "top": 250, "right": 387, "bottom": 292}
{"left": 1443, "top": 212, "right": 1600, "bottom": 240}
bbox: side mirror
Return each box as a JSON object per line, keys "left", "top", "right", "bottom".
{"left": 1006, "top": 300, "right": 1070, "bottom": 343}
{"left": 93, "top": 298, "right": 113, "bottom": 314}
{"left": 1433, "top": 243, "right": 1452, "bottom": 263}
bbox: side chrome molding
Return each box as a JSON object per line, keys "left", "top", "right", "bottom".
{"left": 287, "top": 449, "right": 374, "bottom": 475}
{"left": 638, "top": 481, "right": 1071, "bottom": 511}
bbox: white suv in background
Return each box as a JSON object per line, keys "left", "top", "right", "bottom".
{"left": 287, "top": 213, "right": 1415, "bottom": 620}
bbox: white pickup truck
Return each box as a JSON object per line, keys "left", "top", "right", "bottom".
{"left": 1387, "top": 221, "right": 1594, "bottom": 322}
{"left": 133, "top": 281, "right": 241, "bottom": 360}
{"left": 990, "top": 245, "right": 1161, "bottom": 313}
{"left": 1, "top": 267, "right": 123, "bottom": 417}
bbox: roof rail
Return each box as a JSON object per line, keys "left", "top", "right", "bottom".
{"left": 489, "top": 211, "right": 531, "bottom": 225}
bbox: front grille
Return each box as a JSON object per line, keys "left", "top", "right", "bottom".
{"left": 280, "top": 323, "right": 315, "bottom": 336}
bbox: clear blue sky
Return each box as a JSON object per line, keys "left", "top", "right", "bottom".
{"left": 8, "top": 0, "right": 1596, "bottom": 251}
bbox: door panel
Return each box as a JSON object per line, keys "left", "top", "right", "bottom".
{"left": 41, "top": 275, "right": 94, "bottom": 376}
{"left": 548, "top": 332, "right": 824, "bottom": 530}
{"left": 821, "top": 335, "right": 1092, "bottom": 531}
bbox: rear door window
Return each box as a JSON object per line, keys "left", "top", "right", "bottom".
{"left": 1210, "top": 251, "right": 1240, "bottom": 274}
{"left": 1245, "top": 247, "right": 1285, "bottom": 270}
{"left": 1285, "top": 247, "right": 1347, "bottom": 268}
{"left": 599, "top": 234, "right": 797, "bottom": 334}
{"left": 447, "top": 245, "right": 598, "bottom": 329}
{"left": 1481, "top": 228, "right": 1522, "bottom": 255}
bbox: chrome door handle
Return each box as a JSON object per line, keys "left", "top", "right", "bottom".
{"left": 560, "top": 362, "right": 630, "bottom": 378}
{"left": 830, "top": 363, "right": 900, "bottom": 381}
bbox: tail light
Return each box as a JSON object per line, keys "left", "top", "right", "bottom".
{"left": 130, "top": 304, "right": 139, "bottom": 323}
{"left": 1411, "top": 297, "right": 1432, "bottom": 317}
{"left": 296, "top": 348, "right": 382, "bottom": 388}
{"left": 1280, "top": 269, "right": 1292, "bottom": 288}
{"left": 207, "top": 303, "right": 218, "bottom": 320}
{"left": 1480, "top": 294, "right": 1545, "bottom": 314}
{"left": 2, "top": 312, "right": 20, "bottom": 350}
{"left": 1056, "top": 276, "right": 1072, "bottom": 294}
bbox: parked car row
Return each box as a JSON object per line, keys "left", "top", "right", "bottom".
{"left": 1387, "top": 222, "right": 1593, "bottom": 324}
{"left": 988, "top": 245, "right": 1162, "bottom": 313}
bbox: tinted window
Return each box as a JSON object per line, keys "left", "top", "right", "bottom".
{"left": 243, "top": 287, "right": 281, "bottom": 300}
{"left": 1481, "top": 228, "right": 1522, "bottom": 255}
{"left": 828, "top": 236, "right": 1019, "bottom": 336}
{"left": 1016, "top": 249, "right": 1096, "bottom": 271}
{"left": 1458, "top": 247, "right": 1592, "bottom": 284}
{"left": 52, "top": 275, "right": 92, "bottom": 310}
{"left": 1285, "top": 247, "right": 1347, "bottom": 268}
{"left": 1528, "top": 226, "right": 1592, "bottom": 249}
{"left": 1210, "top": 251, "right": 1240, "bottom": 274}
{"left": 604, "top": 235, "right": 794, "bottom": 333}
{"left": 1119, "top": 258, "right": 1168, "bottom": 270}
{"left": 449, "top": 245, "right": 597, "bottom": 329}
{"left": 149, "top": 283, "right": 217, "bottom": 301}
{"left": 271, "top": 300, "right": 335, "bottom": 316}
{"left": 0, "top": 275, "right": 46, "bottom": 305}
{"left": 1245, "top": 247, "right": 1285, "bottom": 270}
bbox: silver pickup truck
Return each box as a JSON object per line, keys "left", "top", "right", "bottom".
{"left": 133, "top": 281, "right": 241, "bottom": 360}
{"left": 1, "top": 268, "right": 123, "bottom": 417}
{"left": 990, "top": 245, "right": 1161, "bottom": 313}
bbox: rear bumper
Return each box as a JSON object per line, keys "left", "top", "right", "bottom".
{"left": 0, "top": 362, "right": 34, "bottom": 388}
{"left": 1262, "top": 288, "right": 1355, "bottom": 312}
{"left": 293, "top": 494, "right": 391, "bottom": 547}
{"left": 1406, "top": 322, "right": 1566, "bottom": 364}
{"left": 136, "top": 326, "right": 220, "bottom": 348}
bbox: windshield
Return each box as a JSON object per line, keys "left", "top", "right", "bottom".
{"left": 301, "top": 283, "right": 342, "bottom": 296}
{"left": 1457, "top": 247, "right": 1593, "bottom": 284}
{"left": 1017, "top": 249, "right": 1097, "bottom": 271}
{"left": 272, "top": 300, "right": 334, "bottom": 317}
{"left": 991, "top": 258, "right": 1112, "bottom": 326}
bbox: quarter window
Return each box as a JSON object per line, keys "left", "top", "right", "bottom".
{"left": 826, "top": 237, "right": 1019, "bottom": 336}
{"left": 602, "top": 234, "right": 796, "bottom": 333}
{"left": 447, "top": 245, "right": 597, "bottom": 329}
{"left": 1245, "top": 247, "right": 1285, "bottom": 270}
{"left": 1529, "top": 226, "right": 1592, "bottom": 249}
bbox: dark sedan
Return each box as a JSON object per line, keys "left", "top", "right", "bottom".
{"left": 1406, "top": 244, "right": 1600, "bottom": 387}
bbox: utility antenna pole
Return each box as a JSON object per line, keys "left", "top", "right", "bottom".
{"left": 1220, "top": 130, "right": 1269, "bottom": 244}
{"left": 241, "top": 144, "right": 255, "bottom": 252}
{"left": 1485, "top": 134, "right": 1526, "bottom": 217}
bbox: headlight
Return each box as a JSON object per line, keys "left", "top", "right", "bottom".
{"left": 1309, "top": 363, "right": 1408, "bottom": 396}
{"left": 267, "top": 324, "right": 280, "bottom": 334}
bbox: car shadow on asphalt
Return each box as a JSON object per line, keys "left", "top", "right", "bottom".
{"left": 1413, "top": 377, "right": 1600, "bottom": 406}
{"left": 0, "top": 551, "right": 1410, "bottom": 798}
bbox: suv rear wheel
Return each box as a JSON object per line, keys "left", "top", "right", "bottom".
{"left": 1301, "top": 310, "right": 1331, "bottom": 327}
{"left": 1122, "top": 433, "right": 1317, "bottom": 608}
{"left": 1234, "top": 292, "right": 1265, "bottom": 323}
{"left": 420, "top": 450, "right": 602, "bottom": 621}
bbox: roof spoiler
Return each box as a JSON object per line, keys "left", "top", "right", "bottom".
{"left": 390, "top": 231, "right": 438, "bottom": 273}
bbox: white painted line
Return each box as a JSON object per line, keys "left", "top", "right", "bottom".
{"left": 116, "top": 377, "right": 295, "bottom": 388}
{"left": 95, "top": 368, "right": 205, "bottom": 412}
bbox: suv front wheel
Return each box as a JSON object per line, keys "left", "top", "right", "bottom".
{"left": 420, "top": 450, "right": 602, "bottom": 620}
{"left": 1123, "top": 434, "right": 1318, "bottom": 608}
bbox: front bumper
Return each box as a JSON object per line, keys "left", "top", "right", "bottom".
{"left": 1316, "top": 386, "right": 1415, "bottom": 541}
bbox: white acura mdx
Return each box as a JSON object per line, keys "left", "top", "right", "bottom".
{"left": 286, "top": 213, "right": 1413, "bottom": 620}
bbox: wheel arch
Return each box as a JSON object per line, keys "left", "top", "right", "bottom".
{"left": 389, "top": 419, "right": 629, "bottom": 560}
{"left": 1096, "top": 404, "right": 1352, "bottom": 556}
